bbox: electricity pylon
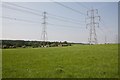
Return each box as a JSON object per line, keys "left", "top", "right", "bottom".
{"left": 86, "top": 9, "right": 100, "bottom": 45}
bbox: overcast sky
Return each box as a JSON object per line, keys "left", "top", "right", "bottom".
{"left": 0, "top": 0, "right": 119, "bottom": 43}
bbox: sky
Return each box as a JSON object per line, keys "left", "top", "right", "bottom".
{"left": 0, "top": 0, "right": 119, "bottom": 43}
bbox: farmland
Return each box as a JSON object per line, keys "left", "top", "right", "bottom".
{"left": 2, "top": 44, "right": 118, "bottom": 78}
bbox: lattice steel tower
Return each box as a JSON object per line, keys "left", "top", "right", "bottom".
{"left": 86, "top": 9, "right": 100, "bottom": 45}
{"left": 41, "top": 11, "right": 48, "bottom": 46}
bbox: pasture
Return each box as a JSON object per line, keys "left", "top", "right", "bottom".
{"left": 2, "top": 44, "right": 118, "bottom": 78}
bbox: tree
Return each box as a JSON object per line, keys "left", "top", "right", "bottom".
{"left": 63, "top": 41, "right": 67, "bottom": 44}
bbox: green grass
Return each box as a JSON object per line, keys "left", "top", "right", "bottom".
{"left": 2, "top": 44, "right": 118, "bottom": 78}
{"left": 0, "top": 49, "right": 2, "bottom": 79}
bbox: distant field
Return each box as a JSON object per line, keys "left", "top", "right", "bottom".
{"left": 2, "top": 44, "right": 118, "bottom": 78}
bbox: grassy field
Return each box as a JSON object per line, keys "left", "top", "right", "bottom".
{"left": 0, "top": 49, "right": 2, "bottom": 79}
{"left": 2, "top": 44, "right": 118, "bottom": 78}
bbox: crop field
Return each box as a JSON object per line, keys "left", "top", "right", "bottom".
{"left": 2, "top": 44, "right": 118, "bottom": 78}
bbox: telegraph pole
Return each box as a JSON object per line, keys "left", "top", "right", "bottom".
{"left": 86, "top": 8, "right": 100, "bottom": 45}
{"left": 41, "top": 11, "right": 48, "bottom": 47}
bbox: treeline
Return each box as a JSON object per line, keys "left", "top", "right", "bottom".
{"left": 0, "top": 40, "right": 72, "bottom": 49}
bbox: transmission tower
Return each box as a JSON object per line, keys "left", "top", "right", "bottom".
{"left": 86, "top": 9, "right": 100, "bottom": 45}
{"left": 41, "top": 11, "right": 48, "bottom": 46}
{"left": 115, "top": 34, "right": 118, "bottom": 44}
{"left": 105, "top": 35, "right": 107, "bottom": 44}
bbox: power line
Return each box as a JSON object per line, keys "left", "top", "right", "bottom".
{"left": 99, "top": 20, "right": 115, "bottom": 44}
{"left": 4, "top": 2, "right": 84, "bottom": 24}
{"left": 48, "top": 13, "right": 83, "bottom": 22}
{"left": 97, "top": 27, "right": 108, "bottom": 44}
{"left": 1, "top": 16, "right": 85, "bottom": 29}
{"left": 1, "top": 16, "right": 41, "bottom": 23}
{"left": 4, "top": 2, "right": 43, "bottom": 13}
{"left": 3, "top": 5, "right": 83, "bottom": 25}
{"left": 3, "top": 4, "right": 85, "bottom": 26}
{"left": 53, "top": 1, "right": 86, "bottom": 16}
{"left": 75, "top": 2, "right": 90, "bottom": 10}
{"left": 48, "top": 15, "right": 85, "bottom": 25}
{"left": 100, "top": 19, "right": 114, "bottom": 34}
{"left": 2, "top": 5, "right": 43, "bottom": 17}
{"left": 5, "top": 2, "right": 84, "bottom": 22}
{"left": 48, "top": 23, "right": 84, "bottom": 29}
